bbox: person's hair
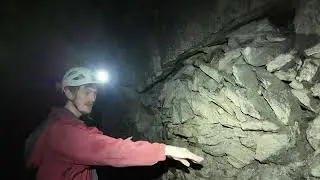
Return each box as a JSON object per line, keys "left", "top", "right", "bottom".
{"left": 60, "top": 84, "right": 98, "bottom": 104}
{"left": 65, "top": 84, "right": 97, "bottom": 95}
{"left": 60, "top": 86, "right": 79, "bottom": 103}
{"left": 65, "top": 86, "right": 80, "bottom": 95}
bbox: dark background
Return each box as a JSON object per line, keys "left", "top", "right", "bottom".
{"left": 1, "top": 0, "right": 168, "bottom": 179}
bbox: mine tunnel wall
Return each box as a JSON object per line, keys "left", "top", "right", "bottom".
{"left": 103, "top": 0, "right": 320, "bottom": 179}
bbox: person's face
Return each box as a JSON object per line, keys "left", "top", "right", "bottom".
{"left": 68, "top": 85, "right": 98, "bottom": 114}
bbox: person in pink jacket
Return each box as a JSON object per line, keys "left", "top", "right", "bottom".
{"left": 25, "top": 67, "right": 204, "bottom": 180}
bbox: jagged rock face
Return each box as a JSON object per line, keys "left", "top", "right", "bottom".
{"left": 146, "top": 0, "right": 277, "bottom": 66}
{"left": 141, "top": 0, "right": 298, "bottom": 86}
{"left": 135, "top": 18, "right": 320, "bottom": 180}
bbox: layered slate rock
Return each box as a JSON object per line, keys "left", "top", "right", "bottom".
{"left": 241, "top": 46, "right": 284, "bottom": 67}
{"left": 296, "top": 58, "right": 320, "bottom": 83}
{"left": 307, "top": 115, "right": 320, "bottom": 151}
{"left": 294, "top": 0, "right": 320, "bottom": 36}
{"left": 266, "top": 51, "right": 296, "bottom": 72}
{"left": 137, "top": 17, "right": 320, "bottom": 180}
{"left": 256, "top": 68, "right": 302, "bottom": 125}
{"left": 255, "top": 134, "right": 292, "bottom": 162}
{"left": 232, "top": 64, "right": 259, "bottom": 91}
{"left": 311, "top": 83, "right": 320, "bottom": 98}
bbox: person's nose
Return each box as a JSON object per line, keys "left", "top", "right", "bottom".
{"left": 89, "top": 92, "right": 96, "bottom": 102}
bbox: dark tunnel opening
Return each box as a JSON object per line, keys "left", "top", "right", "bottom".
{"left": 266, "top": 0, "right": 320, "bottom": 57}
{"left": 267, "top": 3, "right": 296, "bottom": 34}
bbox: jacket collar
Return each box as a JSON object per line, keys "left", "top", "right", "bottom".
{"left": 49, "top": 107, "right": 79, "bottom": 120}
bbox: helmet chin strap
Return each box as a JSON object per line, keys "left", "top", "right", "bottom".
{"left": 71, "top": 98, "right": 91, "bottom": 117}
{"left": 71, "top": 99, "right": 82, "bottom": 116}
{"left": 70, "top": 91, "right": 83, "bottom": 116}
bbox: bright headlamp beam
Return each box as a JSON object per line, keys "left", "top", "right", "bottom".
{"left": 96, "top": 71, "right": 109, "bottom": 83}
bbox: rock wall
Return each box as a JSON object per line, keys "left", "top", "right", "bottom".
{"left": 294, "top": 0, "right": 320, "bottom": 36}
{"left": 136, "top": 18, "right": 320, "bottom": 179}
{"left": 146, "top": 0, "right": 272, "bottom": 64}
{"left": 140, "top": 0, "right": 299, "bottom": 89}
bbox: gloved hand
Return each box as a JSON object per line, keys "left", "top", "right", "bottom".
{"left": 164, "top": 145, "right": 204, "bottom": 167}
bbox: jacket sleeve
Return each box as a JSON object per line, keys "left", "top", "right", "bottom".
{"left": 48, "top": 122, "right": 166, "bottom": 167}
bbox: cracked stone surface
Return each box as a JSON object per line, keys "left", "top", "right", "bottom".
{"left": 136, "top": 16, "right": 320, "bottom": 180}
{"left": 266, "top": 52, "right": 296, "bottom": 72}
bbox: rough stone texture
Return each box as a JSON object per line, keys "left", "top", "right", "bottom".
{"left": 144, "top": 0, "right": 278, "bottom": 70}
{"left": 227, "top": 18, "right": 277, "bottom": 45}
{"left": 225, "top": 140, "right": 256, "bottom": 169}
{"left": 313, "top": 53, "right": 320, "bottom": 59}
{"left": 256, "top": 68, "right": 302, "bottom": 125}
{"left": 187, "top": 68, "right": 218, "bottom": 92}
{"left": 241, "top": 46, "right": 284, "bottom": 67}
{"left": 291, "top": 89, "right": 320, "bottom": 113}
{"left": 266, "top": 33, "right": 287, "bottom": 42}
{"left": 238, "top": 162, "right": 305, "bottom": 180}
{"left": 159, "top": 80, "right": 187, "bottom": 108}
{"left": 255, "top": 134, "right": 292, "bottom": 162}
{"left": 305, "top": 43, "right": 320, "bottom": 56}
{"left": 183, "top": 53, "right": 207, "bottom": 67}
{"left": 239, "top": 131, "right": 263, "bottom": 149}
{"left": 241, "top": 119, "right": 279, "bottom": 132}
{"left": 232, "top": 64, "right": 259, "bottom": 91}
{"left": 273, "top": 68, "right": 297, "bottom": 82}
{"left": 151, "top": 52, "right": 163, "bottom": 78}
{"left": 198, "top": 87, "right": 235, "bottom": 116}
{"left": 289, "top": 80, "right": 304, "bottom": 90}
{"left": 187, "top": 93, "right": 218, "bottom": 123}
{"left": 199, "top": 64, "right": 223, "bottom": 83}
{"left": 309, "top": 154, "right": 320, "bottom": 178}
{"left": 172, "top": 99, "right": 194, "bottom": 124}
{"left": 236, "top": 88, "right": 277, "bottom": 120}
{"left": 262, "top": 88, "right": 302, "bottom": 125}
{"left": 172, "top": 65, "right": 196, "bottom": 80}
{"left": 307, "top": 115, "right": 320, "bottom": 151}
{"left": 136, "top": 15, "right": 320, "bottom": 180}
{"left": 222, "top": 81, "right": 278, "bottom": 122}
{"left": 296, "top": 58, "right": 320, "bottom": 83}
{"left": 311, "top": 83, "right": 320, "bottom": 98}
{"left": 266, "top": 52, "right": 296, "bottom": 72}
{"left": 203, "top": 139, "right": 255, "bottom": 169}
{"left": 218, "top": 48, "right": 243, "bottom": 73}
{"left": 294, "top": 0, "right": 320, "bottom": 36}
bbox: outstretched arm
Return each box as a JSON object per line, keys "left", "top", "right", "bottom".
{"left": 48, "top": 123, "right": 166, "bottom": 167}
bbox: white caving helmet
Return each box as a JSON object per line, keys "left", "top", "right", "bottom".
{"left": 61, "top": 67, "right": 108, "bottom": 91}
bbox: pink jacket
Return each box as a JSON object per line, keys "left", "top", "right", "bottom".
{"left": 27, "top": 108, "right": 166, "bottom": 180}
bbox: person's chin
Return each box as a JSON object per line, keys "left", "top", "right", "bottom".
{"left": 81, "top": 107, "right": 92, "bottom": 114}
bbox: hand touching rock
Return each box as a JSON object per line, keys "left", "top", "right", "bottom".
{"left": 164, "top": 145, "right": 204, "bottom": 167}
